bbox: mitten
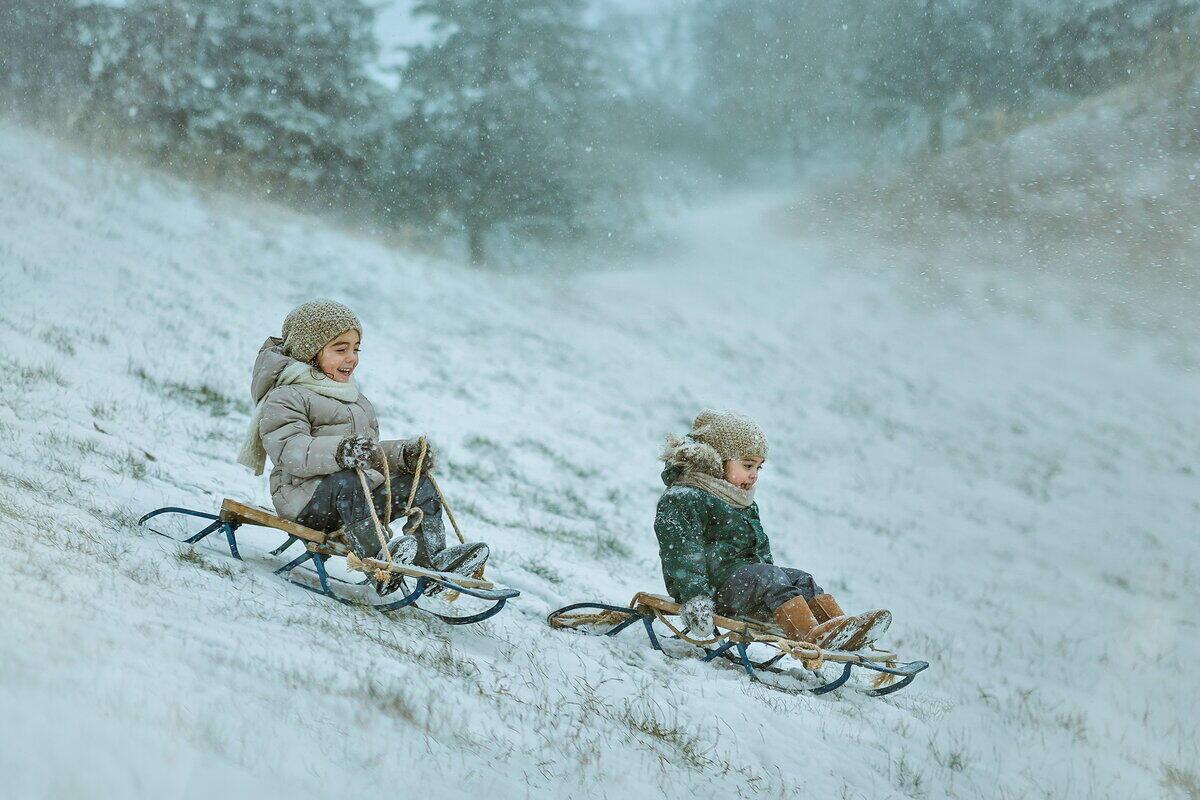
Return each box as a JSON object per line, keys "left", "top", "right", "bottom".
{"left": 336, "top": 436, "right": 379, "bottom": 470}
{"left": 679, "top": 596, "right": 715, "bottom": 640}
{"left": 401, "top": 437, "right": 437, "bottom": 474}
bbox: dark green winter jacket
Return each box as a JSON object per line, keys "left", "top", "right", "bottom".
{"left": 653, "top": 468, "right": 774, "bottom": 603}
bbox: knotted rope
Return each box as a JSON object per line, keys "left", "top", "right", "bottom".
{"left": 347, "top": 436, "right": 483, "bottom": 588}
{"left": 350, "top": 437, "right": 426, "bottom": 585}
{"left": 648, "top": 607, "right": 731, "bottom": 647}
{"left": 353, "top": 459, "right": 393, "bottom": 585}
{"left": 765, "top": 635, "right": 826, "bottom": 670}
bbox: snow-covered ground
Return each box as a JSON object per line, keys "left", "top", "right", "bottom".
{"left": 1, "top": 118, "right": 1197, "bottom": 799}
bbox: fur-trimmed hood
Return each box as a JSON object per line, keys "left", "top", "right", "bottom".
{"left": 660, "top": 434, "right": 725, "bottom": 484}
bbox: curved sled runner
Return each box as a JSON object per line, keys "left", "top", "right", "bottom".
{"left": 139, "top": 499, "right": 519, "bottom": 625}
{"left": 549, "top": 593, "right": 928, "bottom": 697}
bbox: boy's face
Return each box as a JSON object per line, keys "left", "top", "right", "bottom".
{"left": 723, "top": 456, "right": 764, "bottom": 491}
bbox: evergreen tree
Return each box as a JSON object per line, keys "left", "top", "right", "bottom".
{"left": 1028, "top": 0, "right": 1200, "bottom": 97}
{"left": 68, "top": 0, "right": 380, "bottom": 193}
{"left": 691, "top": 1, "right": 886, "bottom": 174}
{"left": 0, "top": 1, "right": 75, "bottom": 107}
{"left": 693, "top": 1, "right": 815, "bottom": 173}
{"left": 860, "top": 0, "right": 1028, "bottom": 155}
{"left": 398, "top": 0, "right": 599, "bottom": 264}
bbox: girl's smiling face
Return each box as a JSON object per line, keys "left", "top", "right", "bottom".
{"left": 723, "top": 456, "right": 764, "bottom": 490}
{"left": 315, "top": 329, "right": 360, "bottom": 382}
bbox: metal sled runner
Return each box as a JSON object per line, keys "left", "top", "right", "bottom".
{"left": 139, "top": 499, "right": 519, "bottom": 625}
{"left": 548, "top": 593, "right": 928, "bottom": 697}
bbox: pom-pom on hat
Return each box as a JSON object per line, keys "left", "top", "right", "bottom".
{"left": 281, "top": 299, "right": 362, "bottom": 364}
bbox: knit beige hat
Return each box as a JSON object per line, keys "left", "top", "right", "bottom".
{"left": 281, "top": 299, "right": 362, "bottom": 363}
{"left": 661, "top": 409, "right": 768, "bottom": 478}
{"left": 690, "top": 409, "right": 768, "bottom": 460}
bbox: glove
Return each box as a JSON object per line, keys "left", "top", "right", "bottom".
{"left": 336, "top": 436, "right": 379, "bottom": 470}
{"left": 679, "top": 596, "right": 715, "bottom": 640}
{"left": 401, "top": 437, "right": 437, "bottom": 474}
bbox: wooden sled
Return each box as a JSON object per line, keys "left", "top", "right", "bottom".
{"left": 549, "top": 592, "right": 928, "bottom": 696}
{"left": 139, "top": 499, "right": 519, "bottom": 625}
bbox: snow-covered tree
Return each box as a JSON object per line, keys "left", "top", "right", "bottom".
{"left": 67, "top": 0, "right": 381, "bottom": 192}
{"left": 397, "top": 0, "right": 600, "bottom": 264}
{"left": 693, "top": 1, "right": 820, "bottom": 172}
{"left": 0, "top": 1, "right": 75, "bottom": 107}
{"left": 859, "top": 0, "right": 1029, "bottom": 155}
{"left": 1027, "top": 0, "right": 1200, "bottom": 96}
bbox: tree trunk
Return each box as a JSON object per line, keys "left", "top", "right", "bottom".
{"left": 467, "top": 223, "right": 486, "bottom": 266}
{"left": 927, "top": 112, "right": 944, "bottom": 156}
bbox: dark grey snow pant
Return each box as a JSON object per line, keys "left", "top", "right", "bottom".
{"left": 715, "top": 563, "right": 824, "bottom": 620}
{"left": 295, "top": 469, "right": 485, "bottom": 572}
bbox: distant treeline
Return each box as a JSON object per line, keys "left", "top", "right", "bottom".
{"left": 2, "top": 0, "right": 1196, "bottom": 263}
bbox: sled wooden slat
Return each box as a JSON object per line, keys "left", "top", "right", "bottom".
{"left": 219, "top": 498, "right": 328, "bottom": 545}
{"left": 631, "top": 592, "right": 771, "bottom": 639}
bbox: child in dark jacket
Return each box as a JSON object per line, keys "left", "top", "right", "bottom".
{"left": 654, "top": 410, "right": 891, "bottom": 650}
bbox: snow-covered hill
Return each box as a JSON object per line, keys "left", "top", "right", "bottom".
{"left": 1, "top": 118, "right": 1197, "bottom": 800}
{"left": 807, "top": 68, "right": 1200, "bottom": 340}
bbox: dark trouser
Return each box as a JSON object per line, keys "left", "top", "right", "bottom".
{"left": 295, "top": 469, "right": 481, "bottom": 571}
{"left": 715, "top": 563, "right": 824, "bottom": 620}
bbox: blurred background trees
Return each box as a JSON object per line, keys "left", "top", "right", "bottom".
{"left": 1, "top": 0, "right": 1196, "bottom": 264}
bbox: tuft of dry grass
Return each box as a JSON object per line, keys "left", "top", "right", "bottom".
{"left": 176, "top": 547, "right": 237, "bottom": 579}
{"left": 1163, "top": 763, "right": 1200, "bottom": 799}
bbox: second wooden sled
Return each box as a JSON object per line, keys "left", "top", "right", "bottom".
{"left": 549, "top": 593, "right": 928, "bottom": 696}
{"left": 139, "top": 499, "right": 519, "bottom": 625}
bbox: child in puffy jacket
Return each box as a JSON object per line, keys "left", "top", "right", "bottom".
{"left": 238, "top": 299, "right": 488, "bottom": 592}
{"left": 654, "top": 410, "right": 891, "bottom": 650}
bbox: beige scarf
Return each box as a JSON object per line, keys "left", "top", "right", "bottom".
{"left": 237, "top": 362, "right": 360, "bottom": 475}
{"left": 674, "top": 471, "right": 755, "bottom": 509}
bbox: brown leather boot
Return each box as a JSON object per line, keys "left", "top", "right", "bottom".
{"left": 774, "top": 597, "right": 855, "bottom": 644}
{"left": 808, "top": 593, "right": 846, "bottom": 622}
{"left": 807, "top": 594, "right": 892, "bottom": 651}
{"left": 775, "top": 596, "right": 817, "bottom": 639}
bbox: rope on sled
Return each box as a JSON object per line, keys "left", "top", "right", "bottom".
{"left": 548, "top": 609, "right": 633, "bottom": 630}
{"left": 346, "top": 436, "right": 486, "bottom": 593}
{"left": 548, "top": 603, "right": 842, "bottom": 671}
{"left": 866, "top": 645, "right": 899, "bottom": 687}
{"left": 351, "top": 437, "right": 427, "bottom": 585}
{"left": 402, "top": 437, "right": 427, "bottom": 527}
{"left": 354, "top": 466, "right": 392, "bottom": 584}
{"left": 648, "top": 607, "right": 732, "bottom": 647}
{"left": 749, "top": 632, "right": 827, "bottom": 670}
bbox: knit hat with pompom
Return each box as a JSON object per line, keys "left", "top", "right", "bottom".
{"left": 660, "top": 409, "right": 768, "bottom": 478}
{"left": 281, "top": 299, "right": 362, "bottom": 363}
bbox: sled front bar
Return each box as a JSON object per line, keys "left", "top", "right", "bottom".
{"left": 547, "top": 600, "right": 928, "bottom": 697}
{"left": 346, "top": 555, "right": 509, "bottom": 596}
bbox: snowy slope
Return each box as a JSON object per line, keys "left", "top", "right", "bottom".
{"left": 1, "top": 118, "right": 1197, "bottom": 800}
{"left": 808, "top": 69, "right": 1200, "bottom": 340}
